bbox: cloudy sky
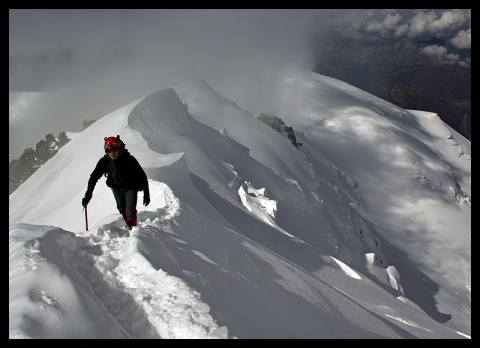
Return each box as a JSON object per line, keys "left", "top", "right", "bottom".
{"left": 9, "top": 9, "right": 471, "bottom": 160}
{"left": 9, "top": 67, "right": 470, "bottom": 338}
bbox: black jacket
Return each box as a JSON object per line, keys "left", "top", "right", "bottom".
{"left": 87, "top": 151, "right": 148, "bottom": 192}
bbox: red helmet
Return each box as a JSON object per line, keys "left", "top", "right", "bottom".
{"left": 104, "top": 136, "right": 121, "bottom": 150}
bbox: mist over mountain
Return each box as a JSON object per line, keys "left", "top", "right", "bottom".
{"left": 9, "top": 9, "right": 471, "bottom": 163}
{"left": 9, "top": 67, "right": 470, "bottom": 339}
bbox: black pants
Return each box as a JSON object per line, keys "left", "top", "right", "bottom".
{"left": 112, "top": 187, "right": 138, "bottom": 222}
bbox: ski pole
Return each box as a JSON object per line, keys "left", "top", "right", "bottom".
{"left": 84, "top": 206, "right": 89, "bottom": 231}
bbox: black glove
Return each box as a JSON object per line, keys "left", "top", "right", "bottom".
{"left": 143, "top": 189, "right": 150, "bottom": 206}
{"left": 82, "top": 190, "right": 93, "bottom": 207}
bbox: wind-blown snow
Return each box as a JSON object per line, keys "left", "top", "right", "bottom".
{"left": 9, "top": 67, "right": 470, "bottom": 339}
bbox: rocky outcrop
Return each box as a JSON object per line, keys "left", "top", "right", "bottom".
{"left": 9, "top": 132, "right": 70, "bottom": 194}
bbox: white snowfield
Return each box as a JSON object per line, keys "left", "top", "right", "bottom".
{"left": 10, "top": 67, "right": 470, "bottom": 339}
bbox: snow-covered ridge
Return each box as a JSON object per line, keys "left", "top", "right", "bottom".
{"left": 9, "top": 68, "right": 470, "bottom": 338}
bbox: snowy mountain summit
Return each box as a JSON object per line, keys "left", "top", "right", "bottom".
{"left": 9, "top": 67, "right": 470, "bottom": 339}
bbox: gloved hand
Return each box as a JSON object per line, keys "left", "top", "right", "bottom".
{"left": 143, "top": 189, "right": 150, "bottom": 206}
{"left": 82, "top": 190, "right": 93, "bottom": 207}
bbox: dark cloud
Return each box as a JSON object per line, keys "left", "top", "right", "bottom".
{"left": 326, "top": 9, "right": 471, "bottom": 65}
{"left": 327, "top": 9, "right": 470, "bottom": 42}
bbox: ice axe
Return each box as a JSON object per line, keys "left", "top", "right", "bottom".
{"left": 83, "top": 206, "right": 88, "bottom": 231}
